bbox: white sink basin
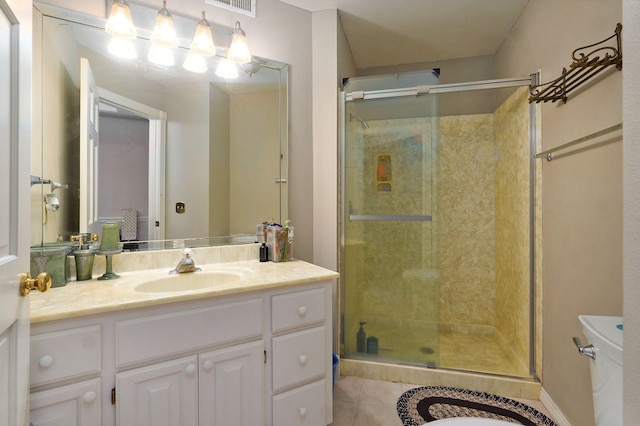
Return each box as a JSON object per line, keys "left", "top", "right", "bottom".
{"left": 134, "top": 270, "right": 245, "bottom": 293}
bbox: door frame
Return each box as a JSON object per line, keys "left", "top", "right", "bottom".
{"left": 97, "top": 88, "right": 167, "bottom": 242}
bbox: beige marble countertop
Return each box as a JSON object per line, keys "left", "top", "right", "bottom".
{"left": 30, "top": 259, "right": 338, "bottom": 324}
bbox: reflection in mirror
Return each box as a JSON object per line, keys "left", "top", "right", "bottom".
{"left": 32, "top": 2, "right": 288, "bottom": 250}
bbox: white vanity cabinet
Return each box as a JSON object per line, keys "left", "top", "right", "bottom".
{"left": 270, "top": 287, "right": 333, "bottom": 425}
{"left": 29, "top": 280, "right": 334, "bottom": 426}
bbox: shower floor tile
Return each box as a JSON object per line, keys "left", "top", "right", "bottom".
{"left": 345, "top": 327, "right": 531, "bottom": 378}
{"left": 439, "top": 330, "right": 530, "bottom": 377}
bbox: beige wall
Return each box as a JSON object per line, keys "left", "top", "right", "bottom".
{"left": 496, "top": 1, "right": 623, "bottom": 425}
{"left": 32, "top": 10, "right": 81, "bottom": 244}
{"left": 229, "top": 91, "right": 280, "bottom": 235}
{"left": 209, "top": 86, "right": 230, "bottom": 237}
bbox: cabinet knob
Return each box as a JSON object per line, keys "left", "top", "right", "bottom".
{"left": 203, "top": 360, "right": 214, "bottom": 371}
{"left": 39, "top": 355, "right": 54, "bottom": 368}
{"left": 298, "top": 306, "right": 307, "bottom": 317}
{"left": 298, "top": 355, "right": 307, "bottom": 365}
{"left": 83, "top": 391, "right": 97, "bottom": 403}
{"left": 185, "top": 364, "right": 197, "bottom": 376}
{"left": 299, "top": 407, "right": 307, "bottom": 417}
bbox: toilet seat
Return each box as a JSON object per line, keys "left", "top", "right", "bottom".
{"left": 424, "top": 418, "right": 517, "bottom": 425}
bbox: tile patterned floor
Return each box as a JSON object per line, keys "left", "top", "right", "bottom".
{"left": 330, "top": 376, "right": 551, "bottom": 426}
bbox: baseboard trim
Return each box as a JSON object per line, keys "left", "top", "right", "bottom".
{"left": 540, "top": 387, "right": 572, "bottom": 426}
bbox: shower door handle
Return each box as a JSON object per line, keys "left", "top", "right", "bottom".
{"left": 349, "top": 214, "right": 432, "bottom": 222}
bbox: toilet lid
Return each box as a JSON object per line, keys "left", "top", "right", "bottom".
{"left": 424, "top": 418, "right": 517, "bottom": 425}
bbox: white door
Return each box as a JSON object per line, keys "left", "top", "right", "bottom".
{"left": 0, "top": 0, "right": 34, "bottom": 425}
{"left": 79, "top": 58, "right": 100, "bottom": 234}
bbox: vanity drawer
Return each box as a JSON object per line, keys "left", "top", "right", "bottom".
{"left": 272, "top": 287, "right": 326, "bottom": 333}
{"left": 272, "top": 325, "right": 326, "bottom": 392}
{"left": 30, "top": 325, "right": 101, "bottom": 387}
{"left": 273, "top": 379, "right": 326, "bottom": 426}
{"left": 116, "top": 298, "right": 263, "bottom": 367}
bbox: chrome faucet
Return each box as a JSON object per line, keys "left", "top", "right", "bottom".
{"left": 70, "top": 233, "right": 98, "bottom": 250}
{"left": 170, "top": 248, "right": 201, "bottom": 274}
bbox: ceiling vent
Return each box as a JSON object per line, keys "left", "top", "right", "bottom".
{"left": 204, "top": 0, "right": 256, "bottom": 17}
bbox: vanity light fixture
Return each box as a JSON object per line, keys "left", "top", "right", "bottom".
{"left": 227, "top": 21, "right": 251, "bottom": 64}
{"left": 215, "top": 56, "right": 239, "bottom": 79}
{"left": 105, "top": 0, "right": 137, "bottom": 59}
{"left": 148, "top": 0, "right": 178, "bottom": 66}
{"left": 183, "top": 11, "right": 216, "bottom": 73}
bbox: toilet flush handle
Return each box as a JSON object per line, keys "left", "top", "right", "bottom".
{"left": 573, "top": 336, "right": 596, "bottom": 359}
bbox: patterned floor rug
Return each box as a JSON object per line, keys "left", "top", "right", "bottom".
{"left": 397, "top": 386, "right": 557, "bottom": 426}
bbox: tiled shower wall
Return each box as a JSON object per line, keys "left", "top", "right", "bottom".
{"left": 494, "top": 87, "right": 532, "bottom": 373}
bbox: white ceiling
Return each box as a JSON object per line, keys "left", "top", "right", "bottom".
{"left": 277, "top": 0, "right": 528, "bottom": 69}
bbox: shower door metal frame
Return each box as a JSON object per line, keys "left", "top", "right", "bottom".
{"left": 339, "top": 74, "right": 540, "bottom": 378}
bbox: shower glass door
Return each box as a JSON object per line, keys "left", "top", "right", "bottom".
{"left": 340, "top": 71, "right": 537, "bottom": 378}
{"left": 342, "top": 71, "right": 441, "bottom": 366}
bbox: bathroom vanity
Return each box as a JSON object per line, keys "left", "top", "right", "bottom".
{"left": 28, "top": 247, "right": 338, "bottom": 426}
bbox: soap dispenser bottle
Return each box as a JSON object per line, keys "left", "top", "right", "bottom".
{"left": 357, "top": 322, "right": 367, "bottom": 352}
{"left": 259, "top": 241, "right": 269, "bottom": 262}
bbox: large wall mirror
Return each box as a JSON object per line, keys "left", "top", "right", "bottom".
{"left": 31, "top": 2, "right": 288, "bottom": 250}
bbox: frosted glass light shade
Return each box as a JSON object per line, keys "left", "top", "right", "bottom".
{"left": 189, "top": 12, "right": 216, "bottom": 57}
{"left": 105, "top": 0, "right": 137, "bottom": 40}
{"left": 228, "top": 21, "right": 251, "bottom": 64}
{"left": 150, "top": 1, "right": 178, "bottom": 49}
{"left": 215, "top": 57, "right": 238, "bottom": 79}
{"left": 149, "top": 1, "right": 177, "bottom": 66}
{"left": 183, "top": 52, "right": 207, "bottom": 73}
{"left": 148, "top": 43, "right": 174, "bottom": 66}
{"left": 108, "top": 34, "right": 137, "bottom": 59}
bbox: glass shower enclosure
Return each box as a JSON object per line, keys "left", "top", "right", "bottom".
{"left": 340, "top": 70, "right": 537, "bottom": 379}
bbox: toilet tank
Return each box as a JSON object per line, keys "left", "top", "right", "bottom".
{"left": 578, "top": 315, "right": 623, "bottom": 426}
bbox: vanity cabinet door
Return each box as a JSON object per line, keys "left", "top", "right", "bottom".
{"left": 30, "top": 378, "right": 101, "bottom": 426}
{"left": 116, "top": 355, "right": 198, "bottom": 426}
{"left": 198, "top": 340, "right": 264, "bottom": 425}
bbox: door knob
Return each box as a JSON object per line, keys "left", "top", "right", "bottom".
{"left": 20, "top": 272, "right": 52, "bottom": 296}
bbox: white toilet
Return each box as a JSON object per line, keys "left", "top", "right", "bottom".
{"left": 577, "top": 315, "right": 623, "bottom": 426}
{"left": 425, "top": 419, "right": 516, "bottom": 425}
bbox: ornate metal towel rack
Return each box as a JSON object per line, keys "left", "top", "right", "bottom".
{"left": 529, "top": 23, "right": 622, "bottom": 104}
